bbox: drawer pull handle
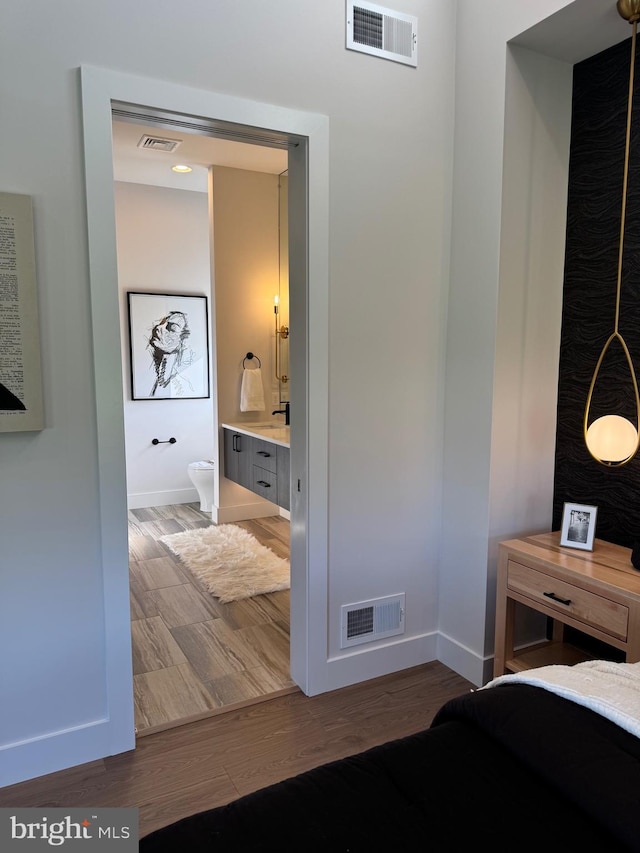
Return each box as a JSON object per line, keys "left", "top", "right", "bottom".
{"left": 257, "top": 480, "right": 271, "bottom": 488}
{"left": 543, "top": 591, "right": 572, "bottom": 606}
{"left": 256, "top": 451, "right": 271, "bottom": 457}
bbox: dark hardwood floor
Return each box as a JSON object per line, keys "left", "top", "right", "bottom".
{"left": 0, "top": 505, "right": 475, "bottom": 839}
{"left": 0, "top": 662, "right": 474, "bottom": 838}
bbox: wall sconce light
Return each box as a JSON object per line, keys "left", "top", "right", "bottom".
{"left": 584, "top": 0, "right": 640, "bottom": 466}
{"left": 274, "top": 294, "right": 289, "bottom": 384}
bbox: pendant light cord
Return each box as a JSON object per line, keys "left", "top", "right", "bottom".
{"left": 615, "top": 19, "right": 638, "bottom": 332}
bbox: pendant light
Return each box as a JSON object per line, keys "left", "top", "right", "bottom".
{"left": 584, "top": 0, "right": 640, "bottom": 466}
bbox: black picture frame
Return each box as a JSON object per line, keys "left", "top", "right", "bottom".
{"left": 127, "top": 291, "right": 210, "bottom": 400}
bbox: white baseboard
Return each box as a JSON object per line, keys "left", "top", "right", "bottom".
{"left": 212, "top": 500, "right": 280, "bottom": 524}
{"left": 0, "top": 632, "right": 488, "bottom": 788}
{"left": 302, "top": 631, "right": 489, "bottom": 698}
{"left": 0, "top": 717, "right": 128, "bottom": 789}
{"left": 319, "top": 632, "right": 439, "bottom": 695}
{"left": 436, "top": 632, "right": 491, "bottom": 687}
{"left": 127, "top": 488, "right": 199, "bottom": 510}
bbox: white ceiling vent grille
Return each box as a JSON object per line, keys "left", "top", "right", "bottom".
{"left": 137, "top": 134, "right": 182, "bottom": 153}
{"left": 341, "top": 593, "right": 405, "bottom": 649}
{"left": 346, "top": 1, "right": 417, "bottom": 67}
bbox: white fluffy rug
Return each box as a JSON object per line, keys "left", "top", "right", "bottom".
{"left": 159, "top": 523, "right": 290, "bottom": 603}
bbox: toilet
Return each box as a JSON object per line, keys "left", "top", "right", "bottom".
{"left": 188, "top": 460, "right": 215, "bottom": 512}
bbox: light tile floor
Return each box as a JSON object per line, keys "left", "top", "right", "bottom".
{"left": 128, "top": 504, "right": 295, "bottom": 735}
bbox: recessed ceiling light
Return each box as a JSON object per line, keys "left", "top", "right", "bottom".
{"left": 171, "top": 164, "right": 192, "bottom": 173}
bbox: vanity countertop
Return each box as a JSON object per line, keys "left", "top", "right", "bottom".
{"left": 222, "top": 421, "right": 290, "bottom": 448}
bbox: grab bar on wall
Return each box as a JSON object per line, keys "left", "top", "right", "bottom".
{"left": 152, "top": 437, "right": 177, "bottom": 445}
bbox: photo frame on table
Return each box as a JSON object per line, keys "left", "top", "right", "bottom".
{"left": 127, "top": 292, "right": 210, "bottom": 400}
{"left": 560, "top": 502, "right": 598, "bottom": 551}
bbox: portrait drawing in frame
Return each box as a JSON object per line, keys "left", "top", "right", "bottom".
{"left": 127, "top": 292, "right": 210, "bottom": 400}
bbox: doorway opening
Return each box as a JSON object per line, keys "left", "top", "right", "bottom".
{"left": 111, "top": 104, "right": 301, "bottom": 734}
{"left": 81, "top": 67, "right": 329, "bottom": 757}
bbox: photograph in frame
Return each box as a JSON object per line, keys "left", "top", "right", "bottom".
{"left": 560, "top": 502, "right": 598, "bottom": 551}
{"left": 127, "top": 292, "right": 210, "bottom": 400}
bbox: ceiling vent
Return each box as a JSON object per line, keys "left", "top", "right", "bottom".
{"left": 346, "top": 1, "right": 417, "bottom": 67}
{"left": 340, "top": 593, "right": 405, "bottom": 649}
{"left": 137, "top": 134, "right": 182, "bottom": 153}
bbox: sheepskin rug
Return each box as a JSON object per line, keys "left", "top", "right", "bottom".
{"left": 159, "top": 523, "right": 290, "bottom": 603}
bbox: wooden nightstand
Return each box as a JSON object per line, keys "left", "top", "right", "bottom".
{"left": 493, "top": 532, "right": 640, "bottom": 678}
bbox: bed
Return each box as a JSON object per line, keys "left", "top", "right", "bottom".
{"left": 139, "top": 660, "right": 640, "bottom": 852}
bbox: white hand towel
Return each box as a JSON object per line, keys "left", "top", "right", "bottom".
{"left": 240, "top": 367, "right": 265, "bottom": 412}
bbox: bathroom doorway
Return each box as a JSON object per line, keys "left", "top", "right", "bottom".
{"left": 82, "top": 68, "right": 328, "bottom": 758}
{"left": 111, "top": 112, "right": 297, "bottom": 734}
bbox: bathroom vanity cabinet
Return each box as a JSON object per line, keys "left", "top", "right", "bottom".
{"left": 222, "top": 425, "right": 290, "bottom": 511}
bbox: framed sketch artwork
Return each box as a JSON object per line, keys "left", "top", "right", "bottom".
{"left": 127, "top": 292, "right": 210, "bottom": 400}
{"left": 560, "top": 502, "right": 598, "bottom": 551}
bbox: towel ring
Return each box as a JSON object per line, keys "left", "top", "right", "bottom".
{"left": 243, "top": 352, "right": 261, "bottom": 368}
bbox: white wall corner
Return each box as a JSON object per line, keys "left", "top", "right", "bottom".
{"left": 436, "top": 632, "right": 491, "bottom": 688}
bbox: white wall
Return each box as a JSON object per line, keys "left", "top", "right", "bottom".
{"left": 114, "top": 182, "right": 213, "bottom": 508}
{"left": 211, "top": 166, "right": 283, "bottom": 520}
{"left": 0, "top": 0, "right": 622, "bottom": 787}
{"left": 0, "top": 0, "right": 454, "bottom": 786}
{"left": 487, "top": 45, "right": 573, "bottom": 650}
{"left": 437, "top": 0, "right": 591, "bottom": 684}
{"left": 323, "top": 0, "right": 457, "bottom": 671}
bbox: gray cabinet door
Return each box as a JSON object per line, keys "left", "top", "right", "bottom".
{"left": 223, "top": 429, "right": 252, "bottom": 489}
{"left": 223, "top": 428, "right": 238, "bottom": 482}
{"left": 235, "top": 434, "right": 252, "bottom": 489}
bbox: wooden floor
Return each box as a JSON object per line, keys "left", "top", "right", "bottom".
{"left": 0, "top": 662, "right": 474, "bottom": 838}
{"left": 128, "top": 504, "right": 295, "bottom": 735}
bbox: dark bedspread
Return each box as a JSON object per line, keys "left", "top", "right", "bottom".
{"left": 140, "top": 683, "right": 640, "bottom": 852}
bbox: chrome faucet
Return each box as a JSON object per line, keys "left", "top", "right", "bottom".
{"left": 272, "top": 401, "right": 290, "bottom": 425}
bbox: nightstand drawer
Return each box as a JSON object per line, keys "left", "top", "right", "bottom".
{"left": 508, "top": 560, "right": 629, "bottom": 640}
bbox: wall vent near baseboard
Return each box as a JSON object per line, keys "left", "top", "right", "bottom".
{"left": 137, "top": 134, "right": 182, "bottom": 152}
{"left": 346, "top": 1, "right": 417, "bottom": 67}
{"left": 341, "top": 593, "right": 405, "bottom": 648}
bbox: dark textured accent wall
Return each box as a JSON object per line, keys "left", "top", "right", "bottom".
{"left": 553, "top": 35, "right": 640, "bottom": 548}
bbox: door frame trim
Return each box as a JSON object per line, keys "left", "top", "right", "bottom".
{"left": 80, "top": 65, "right": 329, "bottom": 755}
